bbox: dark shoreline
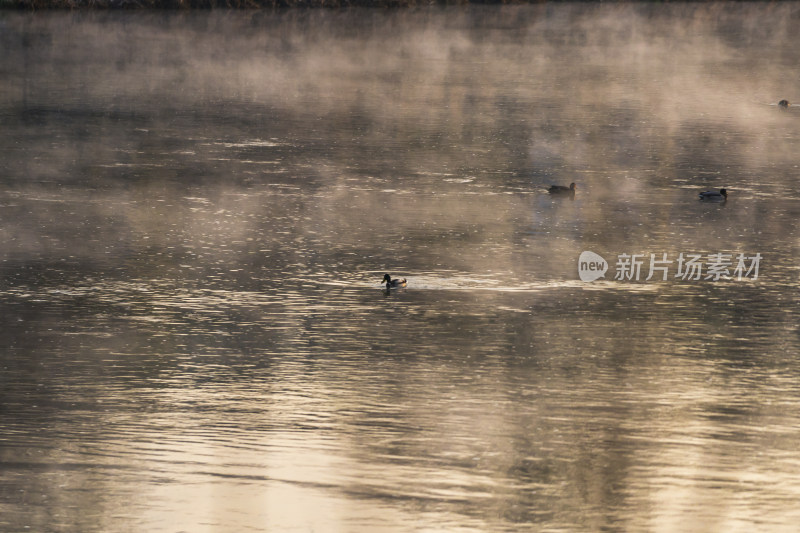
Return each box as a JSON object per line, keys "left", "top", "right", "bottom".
{"left": 1, "top": 0, "right": 530, "bottom": 8}
{"left": 0, "top": 0, "right": 746, "bottom": 9}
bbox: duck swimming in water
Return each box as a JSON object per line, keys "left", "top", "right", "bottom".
{"left": 699, "top": 188, "right": 727, "bottom": 201}
{"left": 548, "top": 182, "right": 576, "bottom": 196}
{"left": 383, "top": 274, "right": 407, "bottom": 288}
{"left": 779, "top": 99, "right": 790, "bottom": 109}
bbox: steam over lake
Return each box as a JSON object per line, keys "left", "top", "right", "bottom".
{"left": 2, "top": 3, "right": 800, "bottom": 531}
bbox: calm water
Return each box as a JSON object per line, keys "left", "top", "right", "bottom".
{"left": 2, "top": 4, "right": 800, "bottom": 531}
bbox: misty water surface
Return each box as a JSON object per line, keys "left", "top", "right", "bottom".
{"left": 2, "top": 3, "right": 800, "bottom": 532}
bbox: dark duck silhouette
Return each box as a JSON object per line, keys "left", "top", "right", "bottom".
{"left": 699, "top": 188, "right": 727, "bottom": 202}
{"left": 779, "top": 99, "right": 790, "bottom": 109}
{"left": 548, "top": 182, "right": 576, "bottom": 196}
{"left": 382, "top": 274, "right": 407, "bottom": 288}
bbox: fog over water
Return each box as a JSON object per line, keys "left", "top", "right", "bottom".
{"left": 2, "top": 3, "right": 800, "bottom": 532}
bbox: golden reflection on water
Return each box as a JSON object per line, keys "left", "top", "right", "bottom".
{"left": 3, "top": 3, "right": 800, "bottom": 532}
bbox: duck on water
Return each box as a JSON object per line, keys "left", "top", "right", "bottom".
{"left": 383, "top": 274, "right": 407, "bottom": 288}
{"left": 548, "top": 182, "right": 576, "bottom": 196}
{"left": 699, "top": 188, "right": 727, "bottom": 202}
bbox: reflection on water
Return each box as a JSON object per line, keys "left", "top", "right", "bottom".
{"left": 2, "top": 3, "right": 800, "bottom": 532}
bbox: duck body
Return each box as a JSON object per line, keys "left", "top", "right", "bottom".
{"left": 779, "top": 99, "right": 790, "bottom": 109}
{"left": 548, "top": 182, "right": 576, "bottom": 196}
{"left": 383, "top": 274, "right": 407, "bottom": 288}
{"left": 699, "top": 188, "right": 727, "bottom": 201}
